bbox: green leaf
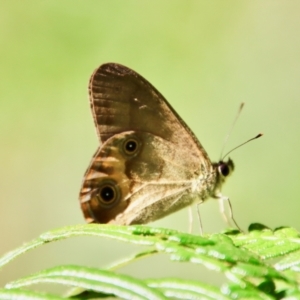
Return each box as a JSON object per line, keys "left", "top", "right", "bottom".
{"left": 146, "top": 278, "right": 230, "bottom": 300}
{"left": 0, "top": 288, "right": 65, "bottom": 300}
{"left": 2, "top": 223, "right": 300, "bottom": 299}
{"left": 6, "top": 265, "right": 168, "bottom": 300}
{"left": 231, "top": 225, "right": 300, "bottom": 260}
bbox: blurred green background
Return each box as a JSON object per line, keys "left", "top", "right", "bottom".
{"left": 1, "top": 0, "right": 300, "bottom": 291}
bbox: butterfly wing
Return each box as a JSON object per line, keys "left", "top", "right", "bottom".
{"left": 80, "top": 63, "right": 216, "bottom": 224}
{"left": 89, "top": 63, "right": 204, "bottom": 152}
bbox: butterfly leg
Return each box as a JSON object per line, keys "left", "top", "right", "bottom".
{"left": 196, "top": 202, "right": 204, "bottom": 235}
{"left": 218, "top": 196, "right": 242, "bottom": 232}
{"left": 188, "top": 206, "right": 193, "bottom": 233}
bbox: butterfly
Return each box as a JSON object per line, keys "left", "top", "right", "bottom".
{"left": 79, "top": 63, "right": 243, "bottom": 227}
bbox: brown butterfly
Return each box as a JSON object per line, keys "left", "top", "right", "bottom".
{"left": 79, "top": 63, "right": 241, "bottom": 226}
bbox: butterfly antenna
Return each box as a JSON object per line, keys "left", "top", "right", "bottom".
{"left": 219, "top": 102, "right": 245, "bottom": 160}
{"left": 222, "top": 133, "right": 263, "bottom": 160}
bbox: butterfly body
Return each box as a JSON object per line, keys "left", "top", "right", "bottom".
{"left": 79, "top": 63, "right": 233, "bottom": 225}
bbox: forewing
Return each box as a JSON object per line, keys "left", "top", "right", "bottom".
{"left": 89, "top": 63, "right": 209, "bottom": 162}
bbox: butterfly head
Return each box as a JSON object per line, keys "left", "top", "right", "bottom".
{"left": 217, "top": 158, "right": 234, "bottom": 177}
{"left": 212, "top": 158, "right": 234, "bottom": 193}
